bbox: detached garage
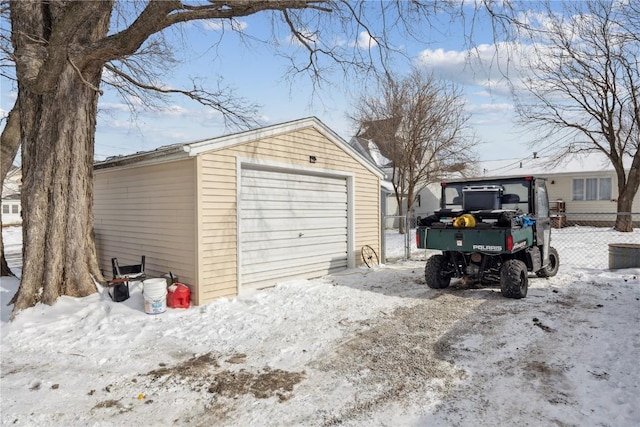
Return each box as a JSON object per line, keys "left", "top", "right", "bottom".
{"left": 93, "top": 117, "right": 383, "bottom": 305}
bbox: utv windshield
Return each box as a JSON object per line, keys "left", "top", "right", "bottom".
{"left": 441, "top": 178, "right": 532, "bottom": 213}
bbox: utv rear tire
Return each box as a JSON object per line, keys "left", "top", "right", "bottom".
{"left": 536, "top": 246, "right": 560, "bottom": 278}
{"left": 425, "top": 255, "right": 452, "bottom": 289}
{"left": 500, "top": 259, "right": 528, "bottom": 299}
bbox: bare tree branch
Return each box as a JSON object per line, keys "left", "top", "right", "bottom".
{"left": 82, "top": 1, "right": 331, "bottom": 67}
{"left": 104, "top": 63, "right": 261, "bottom": 129}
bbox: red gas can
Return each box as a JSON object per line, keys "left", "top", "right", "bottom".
{"left": 167, "top": 283, "right": 191, "bottom": 309}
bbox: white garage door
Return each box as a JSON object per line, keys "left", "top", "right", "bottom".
{"left": 240, "top": 167, "right": 349, "bottom": 289}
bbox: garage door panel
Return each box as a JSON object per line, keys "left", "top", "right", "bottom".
{"left": 241, "top": 200, "right": 347, "bottom": 213}
{"left": 241, "top": 217, "right": 347, "bottom": 233}
{"left": 240, "top": 167, "right": 348, "bottom": 290}
{"left": 243, "top": 169, "right": 343, "bottom": 186}
{"left": 242, "top": 257, "right": 348, "bottom": 285}
{"left": 242, "top": 242, "right": 347, "bottom": 266}
{"left": 242, "top": 188, "right": 347, "bottom": 204}
{"left": 242, "top": 179, "right": 347, "bottom": 192}
{"left": 241, "top": 209, "right": 347, "bottom": 220}
{"left": 243, "top": 179, "right": 347, "bottom": 195}
{"left": 241, "top": 228, "right": 347, "bottom": 244}
{"left": 242, "top": 234, "right": 346, "bottom": 251}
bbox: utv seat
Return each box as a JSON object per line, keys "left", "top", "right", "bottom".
{"left": 501, "top": 194, "right": 520, "bottom": 204}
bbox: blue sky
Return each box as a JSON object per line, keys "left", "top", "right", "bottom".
{"left": 1, "top": 4, "right": 539, "bottom": 163}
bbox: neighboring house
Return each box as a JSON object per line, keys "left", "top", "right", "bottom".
{"left": 1, "top": 194, "right": 21, "bottom": 226}
{"left": 93, "top": 117, "right": 384, "bottom": 306}
{"left": 413, "top": 152, "right": 638, "bottom": 227}
{"left": 476, "top": 152, "right": 640, "bottom": 216}
{"left": 1, "top": 165, "right": 22, "bottom": 226}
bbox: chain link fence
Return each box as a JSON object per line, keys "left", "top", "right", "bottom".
{"left": 548, "top": 213, "right": 639, "bottom": 269}
{"left": 384, "top": 213, "right": 639, "bottom": 270}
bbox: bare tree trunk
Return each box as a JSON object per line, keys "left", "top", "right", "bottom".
{"left": 395, "top": 187, "right": 406, "bottom": 234}
{"left": 615, "top": 186, "right": 638, "bottom": 232}
{"left": 11, "top": 65, "right": 104, "bottom": 316}
{"left": 9, "top": 1, "right": 113, "bottom": 317}
{"left": 1, "top": 107, "right": 21, "bottom": 276}
{"left": 614, "top": 160, "right": 639, "bottom": 232}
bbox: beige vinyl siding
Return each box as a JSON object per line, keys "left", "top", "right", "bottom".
{"left": 94, "top": 160, "right": 197, "bottom": 294}
{"left": 354, "top": 175, "right": 381, "bottom": 264}
{"left": 197, "top": 126, "right": 380, "bottom": 301}
{"left": 198, "top": 153, "right": 239, "bottom": 301}
{"left": 546, "top": 173, "right": 640, "bottom": 213}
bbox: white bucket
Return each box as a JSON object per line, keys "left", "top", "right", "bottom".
{"left": 143, "top": 278, "right": 167, "bottom": 314}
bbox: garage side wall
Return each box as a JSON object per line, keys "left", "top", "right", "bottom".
{"left": 94, "top": 160, "right": 198, "bottom": 299}
{"left": 198, "top": 126, "right": 380, "bottom": 302}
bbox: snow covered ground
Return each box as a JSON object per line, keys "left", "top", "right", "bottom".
{"left": 1, "top": 226, "right": 639, "bottom": 426}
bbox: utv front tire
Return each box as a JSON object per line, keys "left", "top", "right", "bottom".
{"left": 500, "top": 259, "right": 528, "bottom": 299}
{"left": 425, "top": 255, "right": 452, "bottom": 289}
{"left": 536, "top": 246, "right": 560, "bottom": 278}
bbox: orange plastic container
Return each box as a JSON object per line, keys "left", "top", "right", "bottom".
{"left": 167, "top": 283, "right": 190, "bottom": 309}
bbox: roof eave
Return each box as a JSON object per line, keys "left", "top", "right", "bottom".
{"left": 93, "top": 146, "right": 189, "bottom": 170}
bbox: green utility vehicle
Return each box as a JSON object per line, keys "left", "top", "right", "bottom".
{"left": 416, "top": 176, "right": 559, "bottom": 298}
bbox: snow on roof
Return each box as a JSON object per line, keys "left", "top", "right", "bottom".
{"left": 381, "top": 180, "right": 395, "bottom": 193}
{"left": 347, "top": 137, "right": 391, "bottom": 169}
{"left": 477, "top": 152, "right": 629, "bottom": 178}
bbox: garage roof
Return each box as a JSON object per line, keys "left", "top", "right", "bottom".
{"left": 95, "top": 117, "right": 385, "bottom": 178}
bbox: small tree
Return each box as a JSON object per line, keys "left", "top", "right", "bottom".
{"left": 352, "top": 69, "right": 478, "bottom": 234}
{"left": 492, "top": 0, "right": 640, "bottom": 231}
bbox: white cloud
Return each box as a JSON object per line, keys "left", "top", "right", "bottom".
{"left": 350, "top": 31, "right": 378, "bottom": 49}
{"left": 156, "top": 105, "right": 189, "bottom": 117}
{"left": 98, "top": 101, "right": 133, "bottom": 113}
{"left": 104, "top": 119, "right": 138, "bottom": 131}
{"left": 417, "top": 47, "right": 467, "bottom": 68}
{"left": 202, "top": 19, "right": 248, "bottom": 32}
{"left": 415, "top": 41, "right": 543, "bottom": 96}
{"left": 467, "top": 103, "right": 514, "bottom": 116}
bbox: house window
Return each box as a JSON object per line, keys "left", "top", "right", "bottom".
{"left": 2, "top": 205, "right": 8, "bottom": 214}
{"left": 572, "top": 177, "right": 612, "bottom": 201}
{"left": 599, "top": 178, "right": 612, "bottom": 200}
{"left": 12, "top": 205, "right": 19, "bottom": 214}
{"left": 572, "top": 180, "right": 584, "bottom": 200}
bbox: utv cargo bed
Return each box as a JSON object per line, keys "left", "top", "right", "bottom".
{"left": 417, "top": 225, "right": 534, "bottom": 254}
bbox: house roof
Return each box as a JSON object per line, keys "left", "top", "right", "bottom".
{"left": 347, "top": 136, "right": 377, "bottom": 165}
{"left": 475, "top": 152, "right": 631, "bottom": 179}
{"left": 94, "top": 117, "right": 385, "bottom": 178}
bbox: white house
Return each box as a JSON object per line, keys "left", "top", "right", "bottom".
{"left": 1, "top": 165, "right": 21, "bottom": 226}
